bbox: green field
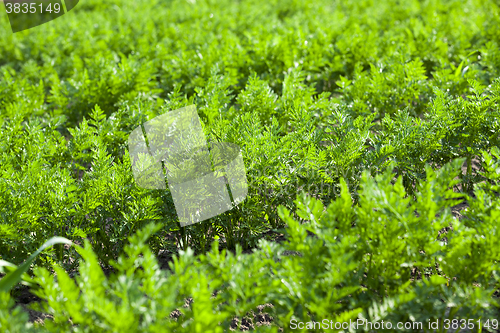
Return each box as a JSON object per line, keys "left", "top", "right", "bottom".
{"left": 1, "top": 0, "right": 500, "bottom": 331}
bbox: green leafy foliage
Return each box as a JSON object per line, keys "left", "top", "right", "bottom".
{"left": 1, "top": 0, "right": 500, "bottom": 330}
{"left": 0, "top": 292, "right": 34, "bottom": 333}
{"left": 2, "top": 0, "right": 500, "bottom": 257}
{"left": 0, "top": 237, "right": 72, "bottom": 293}
{"left": 2, "top": 156, "right": 499, "bottom": 331}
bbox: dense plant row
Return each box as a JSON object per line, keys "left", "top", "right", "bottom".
{"left": 1, "top": 0, "right": 500, "bottom": 263}
{"left": 2, "top": 151, "right": 500, "bottom": 332}
{"left": 1, "top": 0, "right": 500, "bottom": 330}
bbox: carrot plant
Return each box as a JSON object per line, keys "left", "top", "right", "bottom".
{"left": 1, "top": 154, "right": 498, "bottom": 332}
{"left": 1, "top": 0, "right": 500, "bottom": 330}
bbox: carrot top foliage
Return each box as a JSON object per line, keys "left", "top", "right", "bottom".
{"left": 1, "top": 0, "right": 500, "bottom": 331}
